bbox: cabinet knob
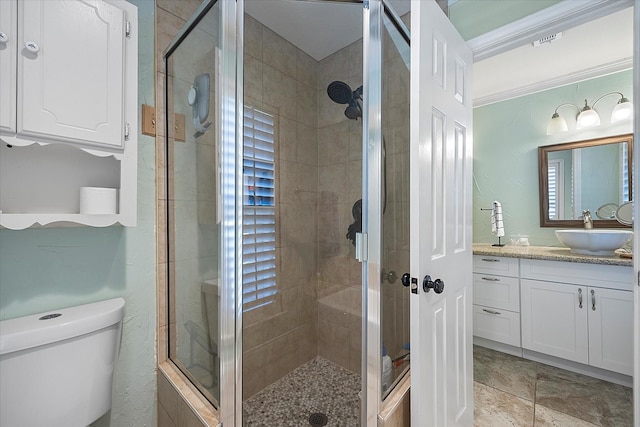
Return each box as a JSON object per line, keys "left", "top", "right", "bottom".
{"left": 0, "top": 32, "right": 8, "bottom": 44}
{"left": 24, "top": 41, "right": 40, "bottom": 54}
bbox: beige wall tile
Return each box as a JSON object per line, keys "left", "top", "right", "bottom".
{"left": 157, "top": 0, "right": 202, "bottom": 23}
{"left": 262, "top": 27, "right": 297, "bottom": 78}
{"left": 244, "top": 14, "right": 263, "bottom": 60}
{"left": 156, "top": 8, "right": 186, "bottom": 73}
{"left": 158, "top": 401, "right": 176, "bottom": 427}
{"left": 297, "top": 50, "right": 318, "bottom": 88}
{"left": 177, "top": 397, "right": 206, "bottom": 427}
{"left": 244, "top": 53, "right": 263, "bottom": 103}
{"left": 158, "top": 371, "right": 178, "bottom": 424}
{"left": 318, "top": 319, "right": 350, "bottom": 370}
{"left": 263, "top": 64, "right": 297, "bottom": 120}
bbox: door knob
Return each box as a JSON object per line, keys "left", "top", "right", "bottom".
{"left": 423, "top": 275, "right": 445, "bottom": 294}
{"left": 401, "top": 273, "right": 411, "bottom": 287}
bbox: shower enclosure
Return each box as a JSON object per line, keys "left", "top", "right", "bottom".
{"left": 163, "top": 0, "right": 411, "bottom": 424}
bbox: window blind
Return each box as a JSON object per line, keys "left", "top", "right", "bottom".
{"left": 243, "top": 106, "right": 277, "bottom": 311}
{"left": 548, "top": 159, "right": 564, "bottom": 220}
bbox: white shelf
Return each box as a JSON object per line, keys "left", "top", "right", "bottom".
{"left": 0, "top": 213, "right": 128, "bottom": 230}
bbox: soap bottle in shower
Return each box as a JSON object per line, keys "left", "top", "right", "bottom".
{"left": 382, "top": 345, "right": 392, "bottom": 392}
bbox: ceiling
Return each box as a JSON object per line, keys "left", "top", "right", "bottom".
{"left": 244, "top": 1, "right": 634, "bottom": 104}
{"left": 244, "top": 1, "right": 410, "bottom": 61}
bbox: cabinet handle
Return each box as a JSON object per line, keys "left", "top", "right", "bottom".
{"left": 591, "top": 289, "right": 596, "bottom": 311}
{"left": 0, "top": 32, "right": 8, "bottom": 44}
{"left": 481, "top": 258, "right": 500, "bottom": 262}
{"left": 481, "top": 277, "right": 500, "bottom": 281}
{"left": 482, "top": 308, "right": 501, "bottom": 315}
{"left": 578, "top": 288, "right": 583, "bottom": 309}
{"left": 24, "top": 41, "right": 40, "bottom": 54}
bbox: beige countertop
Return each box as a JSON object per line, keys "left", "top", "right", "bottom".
{"left": 473, "top": 243, "right": 632, "bottom": 267}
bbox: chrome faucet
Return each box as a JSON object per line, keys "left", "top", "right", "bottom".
{"left": 582, "top": 210, "right": 593, "bottom": 229}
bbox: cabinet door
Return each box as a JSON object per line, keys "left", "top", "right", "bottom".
{"left": 0, "top": 0, "right": 17, "bottom": 134}
{"left": 521, "top": 279, "right": 588, "bottom": 364}
{"left": 18, "top": 0, "right": 126, "bottom": 149}
{"left": 588, "top": 287, "right": 633, "bottom": 376}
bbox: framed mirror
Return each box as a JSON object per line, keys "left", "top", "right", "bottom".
{"left": 538, "top": 134, "right": 633, "bottom": 228}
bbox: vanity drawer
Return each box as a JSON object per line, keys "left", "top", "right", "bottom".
{"left": 473, "top": 255, "right": 519, "bottom": 277}
{"left": 473, "top": 305, "right": 521, "bottom": 347}
{"left": 520, "top": 259, "right": 632, "bottom": 291}
{"left": 473, "top": 273, "right": 520, "bottom": 312}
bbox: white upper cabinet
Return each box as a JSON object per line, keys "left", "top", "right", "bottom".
{"left": 16, "top": 0, "right": 127, "bottom": 149}
{"left": 0, "top": 0, "right": 137, "bottom": 229}
{"left": 1, "top": 0, "right": 132, "bottom": 150}
{"left": 0, "top": 0, "right": 17, "bottom": 135}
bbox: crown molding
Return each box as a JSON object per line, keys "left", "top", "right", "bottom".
{"left": 474, "top": 57, "right": 633, "bottom": 107}
{"left": 468, "top": 0, "right": 634, "bottom": 62}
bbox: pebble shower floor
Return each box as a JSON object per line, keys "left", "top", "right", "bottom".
{"left": 243, "top": 357, "right": 361, "bottom": 426}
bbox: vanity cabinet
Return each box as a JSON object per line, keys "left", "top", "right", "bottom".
{"left": 472, "top": 256, "right": 521, "bottom": 347}
{"left": 520, "top": 259, "right": 633, "bottom": 376}
{"left": 0, "top": 0, "right": 138, "bottom": 229}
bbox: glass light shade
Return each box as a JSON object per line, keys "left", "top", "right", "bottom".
{"left": 546, "top": 113, "right": 568, "bottom": 135}
{"left": 611, "top": 99, "right": 633, "bottom": 123}
{"left": 576, "top": 108, "right": 600, "bottom": 129}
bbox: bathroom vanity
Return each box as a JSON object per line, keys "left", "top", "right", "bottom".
{"left": 472, "top": 244, "right": 633, "bottom": 386}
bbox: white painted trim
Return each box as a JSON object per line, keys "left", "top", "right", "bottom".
{"left": 468, "top": 0, "right": 634, "bottom": 62}
{"left": 632, "top": 1, "right": 639, "bottom": 425}
{"left": 473, "top": 57, "right": 633, "bottom": 107}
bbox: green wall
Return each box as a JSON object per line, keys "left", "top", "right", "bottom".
{"left": 473, "top": 69, "right": 633, "bottom": 246}
{"left": 449, "top": 0, "right": 561, "bottom": 40}
{"left": 0, "top": 1, "right": 157, "bottom": 425}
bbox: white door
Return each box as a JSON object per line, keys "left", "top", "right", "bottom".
{"left": 410, "top": 1, "right": 474, "bottom": 425}
{"left": 18, "top": 0, "right": 126, "bottom": 149}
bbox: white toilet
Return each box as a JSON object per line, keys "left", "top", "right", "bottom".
{"left": 0, "top": 297, "right": 125, "bottom": 427}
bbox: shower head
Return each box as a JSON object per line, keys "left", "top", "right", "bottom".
{"left": 345, "top": 100, "right": 362, "bottom": 120}
{"left": 327, "top": 81, "right": 363, "bottom": 120}
{"left": 327, "top": 81, "right": 353, "bottom": 105}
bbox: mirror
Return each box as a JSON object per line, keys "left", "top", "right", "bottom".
{"left": 538, "top": 134, "right": 633, "bottom": 228}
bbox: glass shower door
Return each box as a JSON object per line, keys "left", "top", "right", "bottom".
{"left": 363, "top": 0, "right": 411, "bottom": 423}
{"left": 163, "top": 1, "right": 239, "bottom": 424}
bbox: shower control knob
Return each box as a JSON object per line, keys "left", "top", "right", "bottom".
{"left": 401, "top": 273, "right": 411, "bottom": 287}
{"left": 423, "top": 275, "right": 445, "bottom": 294}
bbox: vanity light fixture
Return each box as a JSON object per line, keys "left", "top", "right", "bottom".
{"left": 546, "top": 92, "right": 634, "bottom": 135}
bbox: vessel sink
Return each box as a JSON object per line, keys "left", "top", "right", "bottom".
{"left": 555, "top": 229, "right": 632, "bottom": 256}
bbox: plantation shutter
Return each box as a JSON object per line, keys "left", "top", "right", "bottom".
{"left": 243, "top": 106, "right": 277, "bottom": 312}
{"left": 548, "top": 159, "right": 564, "bottom": 220}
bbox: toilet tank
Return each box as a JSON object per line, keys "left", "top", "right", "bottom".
{"left": 0, "top": 297, "right": 125, "bottom": 427}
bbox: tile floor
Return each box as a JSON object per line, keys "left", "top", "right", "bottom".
{"left": 242, "top": 347, "right": 633, "bottom": 426}
{"left": 474, "top": 345, "right": 633, "bottom": 427}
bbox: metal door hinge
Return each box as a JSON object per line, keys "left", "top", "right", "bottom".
{"left": 125, "top": 21, "right": 131, "bottom": 38}
{"left": 124, "top": 122, "right": 130, "bottom": 141}
{"left": 355, "top": 232, "right": 368, "bottom": 262}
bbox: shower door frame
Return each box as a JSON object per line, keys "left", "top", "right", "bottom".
{"left": 226, "top": 0, "right": 410, "bottom": 425}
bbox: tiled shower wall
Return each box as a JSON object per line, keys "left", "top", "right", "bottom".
{"left": 316, "top": 41, "right": 365, "bottom": 374}
{"left": 241, "top": 12, "right": 320, "bottom": 399}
